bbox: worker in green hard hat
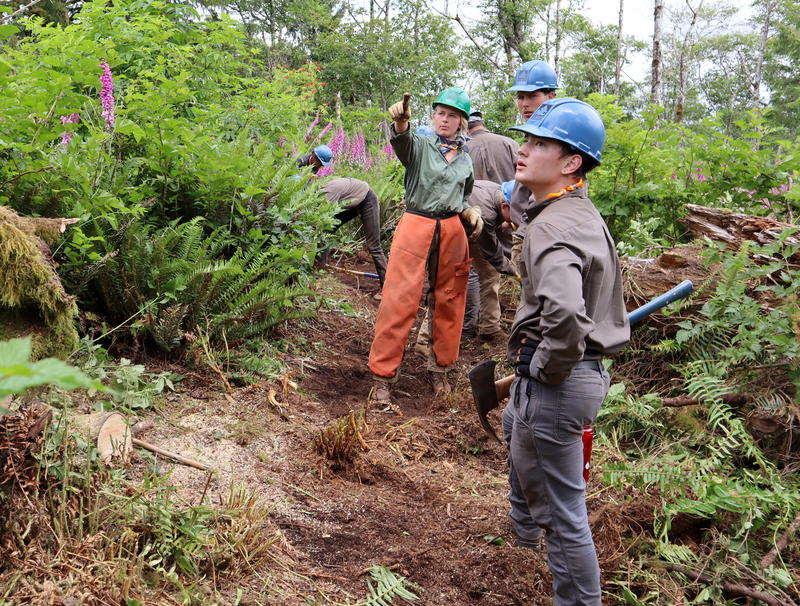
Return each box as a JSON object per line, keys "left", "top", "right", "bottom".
{"left": 367, "top": 87, "right": 483, "bottom": 409}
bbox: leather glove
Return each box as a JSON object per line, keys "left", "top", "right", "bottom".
{"left": 460, "top": 205, "right": 484, "bottom": 240}
{"left": 515, "top": 338, "right": 538, "bottom": 377}
{"left": 388, "top": 93, "right": 411, "bottom": 121}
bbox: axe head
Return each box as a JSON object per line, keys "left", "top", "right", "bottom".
{"left": 468, "top": 359, "right": 501, "bottom": 443}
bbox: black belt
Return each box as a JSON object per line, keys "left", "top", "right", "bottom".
{"left": 405, "top": 208, "right": 459, "bottom": 220}
{"left": 515, "top": 340, "right": 604, "bottom": 361}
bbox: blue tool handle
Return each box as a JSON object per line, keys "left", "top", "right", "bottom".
{"left": 628, "top": 280, "right": 693, "bottom": 326}
{"left": 363, "top": 272, "right": 380, "bottom": 279}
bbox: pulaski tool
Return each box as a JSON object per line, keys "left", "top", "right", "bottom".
{"left": 470, "top": 280, "right": 695, "bottom": 442}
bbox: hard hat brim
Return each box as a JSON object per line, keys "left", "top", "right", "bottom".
{"left": 432, "top": 102, "right": 468, "bottom": 119}
{"left": 508, "top": 84, "right": 559, "bottom": 92}
{"left": 509, "top": 123, "right": 558, "bottom": 139}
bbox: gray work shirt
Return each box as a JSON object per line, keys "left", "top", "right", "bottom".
{"left": 467, "top": 129, "right": 519, "bottom": 184}
{"left": 469, "top": 180, "right": 514, "bottom": 274}
{"left": 508, "top": 186, "right": 630, "bottom": 384}
{"left": 320, "top": 177, "right": 371, "bottom": 210}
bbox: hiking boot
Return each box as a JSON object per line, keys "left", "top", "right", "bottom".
{"left": 413, "top": 342, "right": 428, "bottom": 358}
{"left": 460, "top": 330, "right": 476, "bottom": 344}
{"left": 370, "top": 380, "right": 399, "bottom": 414}
{"left": 429, "top": 371, "right": 451, "bottom": 397}
{"left": 479, "top": 331, "right": 504, "bottom": 345}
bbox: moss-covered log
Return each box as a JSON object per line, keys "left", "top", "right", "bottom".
{"left": 0, "top": 206, "right": 79, "bottom": 359}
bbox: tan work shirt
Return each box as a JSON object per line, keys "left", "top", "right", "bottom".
{"left": 320, "top": 177, "right": 371, "bottom": 210}
{"left": 469, "top": 180, "right": 513, "bottom": 274}
{"left": 467, "top": 129, "right": 519, "bottom": 184}
{"left": 508, "top": 186, "right": 630, "bottom": 384}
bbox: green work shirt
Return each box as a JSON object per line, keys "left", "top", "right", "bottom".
{"left": 390, "top": 126, "right": 474, "bottom": 215}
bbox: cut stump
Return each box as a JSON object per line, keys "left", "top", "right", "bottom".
{"left": 69, "top": 412, "right": 132, "bottom": 464}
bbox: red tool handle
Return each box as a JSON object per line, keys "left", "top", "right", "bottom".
{"left": 582, "top": 425, "right": 594, "bottom": 482}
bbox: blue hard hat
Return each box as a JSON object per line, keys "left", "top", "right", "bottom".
{"left": 416, "top": 125, "right": 434, "bottom": 136}
{"left": 508, "top": 60, "right": 559, "bottom": 92}
{"left": 509, "top": 98, "right": 605, "bottom": 163}
{"left": 501, "top": 180, "right": 515, "bottom": 204}
{"left": 313, "top": 145, "right": 333, "bottom": 166}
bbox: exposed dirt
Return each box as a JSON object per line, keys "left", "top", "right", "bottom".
{"left": 121, "top": 251, "right": 658, "bottom": 605}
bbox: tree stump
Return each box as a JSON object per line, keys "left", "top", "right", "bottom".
{"left": 69, "top": 412, "right": 132, "bottom": 464}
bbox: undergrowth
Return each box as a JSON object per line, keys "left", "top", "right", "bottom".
{"left": 596, "top": 235, "right": 800, "bottom": 605}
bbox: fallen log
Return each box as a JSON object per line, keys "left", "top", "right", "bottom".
{"left": 661, "top": 394, "right": 746, "bottom": 408}
{"left": 682, "top": 204, "right": 800, "bottom": 264}
{"left": 661, "top": 562, "right": 791, "bottom": 606}
{"left": 760, "top": 510, "right": 800, "bottom": 571}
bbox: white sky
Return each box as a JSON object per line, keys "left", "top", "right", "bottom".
{"left": 437, "top": 0, "right": 756, "bottom": 82}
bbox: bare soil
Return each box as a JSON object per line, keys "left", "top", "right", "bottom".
{"left": 125, "top": 251, "right": 658, "bottom": 605}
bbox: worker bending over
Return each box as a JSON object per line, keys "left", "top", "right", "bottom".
{"left": 504, "top": 98, "right": 630, "bottom": 606}
{"left": 316, "top": 177, "right": 388, "bottom": 288}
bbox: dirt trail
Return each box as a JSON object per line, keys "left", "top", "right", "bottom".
{"left": 134, "top": 254, "right": 651, "bottom": 605}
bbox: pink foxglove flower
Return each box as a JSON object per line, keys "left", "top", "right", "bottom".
{"left": 59, "top": 113, "right": 80, "bottom": 146}
{"left": 99, "top": 61, "right": 115, "bottom": 129}
{"left": 304, "top": 116, "right": 319, "bottom": 142}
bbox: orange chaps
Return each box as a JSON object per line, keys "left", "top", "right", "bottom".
{"left": 368, "top": 212, "right": 471, "bottom": 379}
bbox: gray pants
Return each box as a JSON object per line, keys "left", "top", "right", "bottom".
{"left": 323, "top": 190, "right": 388, "bottom": 286}
{"left": 504, "top": 360, "right": 611, "bottom": 606}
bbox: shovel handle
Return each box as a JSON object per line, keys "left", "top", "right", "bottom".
{"left": 402, "top": 93, "right": 410, "bottom": 115}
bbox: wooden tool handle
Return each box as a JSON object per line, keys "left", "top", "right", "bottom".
{"left": 402, "top": 93, "right": 410, "bottom": 114}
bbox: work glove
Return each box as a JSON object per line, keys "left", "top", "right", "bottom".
{"left": 388, "top": 93, "right": 412, "bottom": 122}
{"left": 460, "top": 205, "right": 484, "bottom": 240}
{"left": 515, "top": 337, "right": 537, "bottom": 377}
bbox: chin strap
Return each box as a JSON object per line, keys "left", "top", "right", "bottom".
{"left": 545, "top": 178, "right": 584, "bottom": 200}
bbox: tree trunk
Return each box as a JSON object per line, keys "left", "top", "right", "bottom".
{"left": 553, "top": 0, "right": 562, "bottom": 73}
{"left": 69, "top": 412, "right": 132, "bottom": 464}
{"left": 651, "top": 0, "right": 664, "bottom": 105}
{"left": 676, "top": 1, "right": 703, "bottom": 123}
{"left": 614, "top": 0, "right": 624, "bottom": 96}
{"left": 752, "top": 0, "right": 776, "bottom": 108}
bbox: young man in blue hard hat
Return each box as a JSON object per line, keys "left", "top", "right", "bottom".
{"left": 504, "top": 98, "right": 630, "bottom": 606}
{"left": 296, "top": 144, "right": 333, "bottom": 175}
{"left": 507, "top": 60, "right": 558, "bottom": 257}
{"left": 368, "top": 87, "right": 483, "bottom": 406}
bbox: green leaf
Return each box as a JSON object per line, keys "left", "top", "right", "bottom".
{"left": 0, "top": 24, "right": 19, "bottom": 39}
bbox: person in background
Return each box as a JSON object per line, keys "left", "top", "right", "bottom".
{"left": 507, "top": 60, "right": 558, "bottom": 272}
{"left": 467, "top": 110, "right": 519, "bottom": 185}
{"left": 316, "top": 177, "right": 388, "bottom": 288}
{"left": 296, "top": 144, "right": 333, "bottom": 175}
{"left": 504, "top": 98, "right": 630, "bottom": 606}
{"left": 368, "top": 88, "right": 482, "bottom": 406}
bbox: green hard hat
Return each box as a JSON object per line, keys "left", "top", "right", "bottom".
{"left": 432, "top": 87, "right": 471, "bottom": 119}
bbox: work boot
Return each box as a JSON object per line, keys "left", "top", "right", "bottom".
{"left": 429, "top": 371, "right": 451, "bottom": 397}
{"left": 460, "top": 330, "right": 476, "bottom": 344}
{"left": 479, "top": 331, "right": 504, "bottom": 345}
{"left": 413, "top": 342, "right": 428, "bottom": 358}
{"left": 370, "top": 379, "right": 399, "bottom": 414}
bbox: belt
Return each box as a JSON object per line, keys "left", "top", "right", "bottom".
{"left": 515, "top": 340, "right": 604, "bottom": 362}
{"left": 405, "top": 208, "right": 459, "bottom": 220}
